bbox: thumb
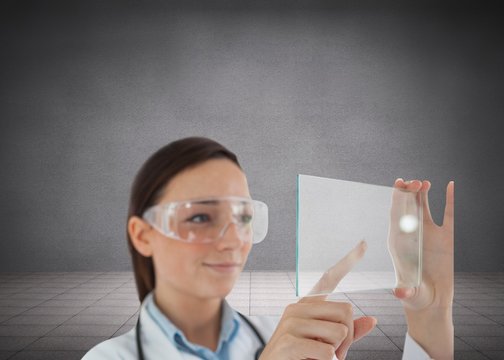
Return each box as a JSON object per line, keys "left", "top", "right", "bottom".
{"left": 393, "top": 287, "right": 416, "bottom": 300}
{"left": 353, "top": 316, "right": 377, "bottom": 342}
{"left": 394, "top": 283, "right": 433, "bottom": 310}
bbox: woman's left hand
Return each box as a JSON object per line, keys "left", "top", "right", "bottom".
{"left": 393, "top": 179, "right": 454, "bottom": 359}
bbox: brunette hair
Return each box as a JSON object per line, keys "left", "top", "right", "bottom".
{"left": 127, "top": 137, "right": 241, "bottom": 302}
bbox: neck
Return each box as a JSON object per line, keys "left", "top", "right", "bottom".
{"left": 153, "top": 285, "right": 222, "bottom": 351}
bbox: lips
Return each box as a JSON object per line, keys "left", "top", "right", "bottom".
{"left": 203, "top": 262, "right": 241, "bottom": 273}
{"left": 204, "top": 262, "right": 241, "bottom": 267}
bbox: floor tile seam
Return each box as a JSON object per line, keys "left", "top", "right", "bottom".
{"left": 460, "top": 302, "right": 504, "bottom": 321}
{"left": 0, "top": 285, "right": 42, "bottom": 302}
{"left": 375, "top": 328, "right": 403, "bottom": 351}
{"left": 4, "top": 324, "right": 51, "bottom": 360}
{"left": 122, "top": 311, "right": 141, "bottom": 334}
{"left": 111, "top": 300, "right": 143, "bottom": 338}
{"left": 6, "top": 349, "right": 20, "bottom": 360}
{"left": 455, "top": 335, "right": 495, "bottom": 359}
{"left": 111, "top": 321, "right": 132, "bottom": 338}
{"left": 82, "top": 272, "right": 134, "bottom": 304}
{"left": 30, "top": 272, "right": 106, "bottom": 285}
{"left": 380, "top": 329, "right": 406, "bottom": 352}
{"left": 7, "top": 287, "right": 68, "bottom": 319}
{"left": 466, "top": 348, "right": 493, "bottom": 359}
{"left": 0, "top": 313, "right": 16, "bottom": 325}
{"left": 350, "top": 299, "right": 403, "bottom": 352}
{"left": 14, "top": 324, "right": 73, "bottom": 341}
{"left": 54, "top": 272, "right": 113, "bottom": 328}
{"left": 477, "top": 312, "right": 504, "bottom": 326}
{"left": 30, "top": 272, "right": 103, "bottom": 309}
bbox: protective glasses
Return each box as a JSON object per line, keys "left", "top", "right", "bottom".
{"left": 142, "top": 196, "right": 268, "bottom": 244}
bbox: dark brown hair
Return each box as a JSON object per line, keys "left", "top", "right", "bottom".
{"left": 127, "top": 137, "right": 241, "bottom": 302}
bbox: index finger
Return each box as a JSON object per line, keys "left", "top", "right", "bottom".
{"left": 298, "top": 239, "right": 367, "bottom": 303}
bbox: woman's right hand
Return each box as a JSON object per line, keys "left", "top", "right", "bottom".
{"left": 259, "top": 241, "right": 377, "bottom": 360}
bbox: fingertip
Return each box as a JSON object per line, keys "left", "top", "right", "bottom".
{"left": 364, "top": 316, "right": 378, "bottom": 329}
{"left": 446, "top": 180, "right": 455, "bottom": 200}
{"left": 412, "top": 179, "right": 423, "bottom": 190}
{"left": 446, "top": 181, "right": 455, "bottom": 209}
{"left": 400, "top": 179, "right": 422, "bottom": 192}
{"left": 352, "top": 239, "right": 367, "bottom": 259}
{"left": 393, "top": 287, "right": 415, "bottom": 299}
{"left": 353, "top": 316, "right": 378, "bottom": 342}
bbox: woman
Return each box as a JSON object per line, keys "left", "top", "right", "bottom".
{"left": 83, "top": 137, "right": 454, "bottom": 359}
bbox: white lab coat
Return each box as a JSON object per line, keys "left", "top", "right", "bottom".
{"left": 82, "top": 294, "right": 277, "bottom": 359}
{"left": 82, "top": 294, "right": 431, "bottom": 359}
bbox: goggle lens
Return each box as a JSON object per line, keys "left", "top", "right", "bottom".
{"left": 143, "top": 197, "right": 268, "bottom": 244}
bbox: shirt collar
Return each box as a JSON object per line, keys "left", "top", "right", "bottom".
{"left": 144, "top": 291, "right": 240, "bottom": 356}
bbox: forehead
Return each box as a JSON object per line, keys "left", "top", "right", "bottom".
{"left": 159, "top": 159, "right": 250, "bottom": 203}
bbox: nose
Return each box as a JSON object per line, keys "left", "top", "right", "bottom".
{"left": 215, "top": 220, "right": 246, "bottom": 250}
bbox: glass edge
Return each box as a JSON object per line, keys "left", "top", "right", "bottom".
{"left": 296, "top": 174, "right": 299, "bottom": 297}
{"left": 298, "top": 173, "right": 398, "bottom": 191}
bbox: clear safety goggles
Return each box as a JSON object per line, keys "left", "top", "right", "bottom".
{"left": 142, "top": 196, "right": 269, "bottom": 244}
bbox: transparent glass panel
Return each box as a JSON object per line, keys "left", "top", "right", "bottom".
{"left": 296, "top": 174, "right": 422, "bottom": 297}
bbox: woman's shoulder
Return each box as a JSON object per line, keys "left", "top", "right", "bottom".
{"left": 82, "top": 327, "right": 137, "bottom": 359}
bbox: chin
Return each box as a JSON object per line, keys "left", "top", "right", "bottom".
{"left": 206, "top": 278, "right": 238, "bottom": 299}
{"left": 200, "top": 264, "right": 243, "bottom": 297}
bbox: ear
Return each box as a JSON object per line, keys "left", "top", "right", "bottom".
{"left": 128, "top": 216, "right": 154, "bottom": 257}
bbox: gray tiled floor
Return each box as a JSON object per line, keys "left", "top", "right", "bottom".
{"left": 1, "top": 272, "right": 503, "bottom": 359}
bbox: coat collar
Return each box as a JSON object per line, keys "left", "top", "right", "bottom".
{"left": 137, "top": 292, "right": 241, "bottom": 359}
{"left": 137, "top": 293, "right": 186, "bottom": 360}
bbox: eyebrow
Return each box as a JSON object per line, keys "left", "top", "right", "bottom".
{"left": 192, "top": 200, "right": 220, "bottom": 205}
{"left": 191, "top": 199, "right": 250, "bottom": 206}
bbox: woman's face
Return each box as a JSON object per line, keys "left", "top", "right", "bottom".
{"left": 148, "top": 158, "right": 252, "bottom": 300}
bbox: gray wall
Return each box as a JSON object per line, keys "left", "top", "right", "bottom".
{"left": 1, "top": 1, "right": 503, "bottom": 272}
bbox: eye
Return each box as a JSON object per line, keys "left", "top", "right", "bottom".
{"left": 186, "top": 214, "right": 211, "bottom": 223}
{"left": 240, "top": 214, "right": 253, "bottom": 224}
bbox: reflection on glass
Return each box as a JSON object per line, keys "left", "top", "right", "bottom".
{"left": 296, "top": 174, "right": 422, "bottom": 297}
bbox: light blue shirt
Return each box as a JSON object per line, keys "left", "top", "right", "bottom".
{"left": 145, "top": 292, "right": 241, "bottom": 360}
